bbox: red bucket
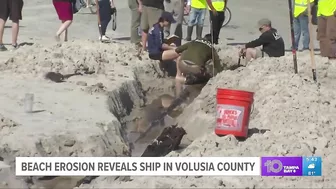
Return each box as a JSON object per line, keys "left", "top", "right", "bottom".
{"left": 216, "top": 88, "right": 254, "bottom": 138}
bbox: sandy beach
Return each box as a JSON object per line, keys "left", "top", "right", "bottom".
{"left": 1, "top": 0, "right": 335, "bottom": 188}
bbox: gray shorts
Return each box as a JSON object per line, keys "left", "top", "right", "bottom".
{"left": 140, "top": 6, "right": 163, "bottom": 32}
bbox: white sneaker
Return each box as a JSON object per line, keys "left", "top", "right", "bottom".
{"left": 99, "top": 35, "right": 110, "bottom": 42}
{"left": 9, "top": 44, "right": 19, "bottom": 51}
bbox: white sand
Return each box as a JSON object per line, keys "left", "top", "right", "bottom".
{"left": 1, "top": 0, "right": 335, "bottom": 188}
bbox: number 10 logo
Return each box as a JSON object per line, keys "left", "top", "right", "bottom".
{"left": 264, "top": 160, "right": 283, "bottom": 173}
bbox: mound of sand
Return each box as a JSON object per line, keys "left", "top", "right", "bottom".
{"left": 0, "top": 41, "right": 153, "bottom": 188}
{"left": 80, "top": 47, "right": 336, "bottom": 188}
{"left": 1, "top": 41, "right": 336, "bottom": 188}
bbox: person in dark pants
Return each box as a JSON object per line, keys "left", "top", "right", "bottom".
{"left": 98, "top": 0, "right": 115, "bottom": 42}
{"left": 206, "top": 0, "right": 227, "bottom": 44}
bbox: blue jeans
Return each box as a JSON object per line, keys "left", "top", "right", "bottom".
{"left": 188, "top": 7, "right": 206, "bottom": 27}
{"left": 293, "top": 14, "right": 310, "bottom": 50}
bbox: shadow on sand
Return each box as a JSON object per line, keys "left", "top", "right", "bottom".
{"left": 236, "top": 128, "right": 270, "bottom": 141}
{"left": 4, "top": 26, "right": 25, "bottom": 29}
{"left": 113, "top": 36, "right": 131, "bottom": 41}
{"left": 3, "top": 42, "right": 34, "bottom": 47}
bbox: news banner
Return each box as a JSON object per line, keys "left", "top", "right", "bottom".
{"left": 15, "top": 157, "right": 322, "bottom": 176}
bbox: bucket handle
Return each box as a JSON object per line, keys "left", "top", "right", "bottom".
{"left": 250, "top": 102, "right": 255, "bottom": 114}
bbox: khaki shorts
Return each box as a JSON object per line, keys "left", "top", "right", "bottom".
{"left": 317, "top": 15, "right": 336, "bottom": 58}
{"left": 179, "top": 60, "right": 202, "bottom": 75}
{"left": 255, "top": 47, "right": 269, "bottom": 58}
{"left": 140, "top": 6, "right": 163, "bottom": 32}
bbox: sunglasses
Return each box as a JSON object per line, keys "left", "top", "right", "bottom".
{"left": 259, "top": 27, "right": 263, "bottom": 31}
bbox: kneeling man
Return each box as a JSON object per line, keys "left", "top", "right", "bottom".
{"left": 175, "top": 34, "right": 224, "bottom": 82}
{"left": 240, "top": 18, "right": 285, "bottom": 63}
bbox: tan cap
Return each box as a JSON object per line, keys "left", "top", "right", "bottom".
{"left": 257, "top": 18, "right": 272, "bottom": 28}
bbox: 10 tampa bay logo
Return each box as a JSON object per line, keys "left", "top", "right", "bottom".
{"left": 261, "top": 157, "right": 302, "bottom": 176}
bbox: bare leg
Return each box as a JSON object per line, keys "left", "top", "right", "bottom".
{"left": 175, "top": 79, "right": 184, "bottom": 98}
{"left": 161, "top": 49, "right": 180, "bottom": 61}
{"left": 56, "top": 20, "right": 72, "bottom": 41}
{"left": 245, "top": 48, "right": 257, "bottom": 64}
{"left": 0, "top": 18, "right": 6, "bottom": 44}
{"left": 62, "top": 29, "right": 68, "bottom": 42}
{"left": 175, "top": 57, "right": 186, "bottom": 81}
{"left": 12, "top": 20, "right": 19, "bottom": 45}
{"left": 141, "top": 31, "right": 148, "bottom": 51}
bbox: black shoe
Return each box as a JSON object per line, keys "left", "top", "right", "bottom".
{"left": 0, "top": 44, "right": 7, "bottom": 51}
{"left": 196, "top": 26, "right": 203, "bottom": 39}
{"left": 185, "top": 26, "right": 193, "bottom": 41}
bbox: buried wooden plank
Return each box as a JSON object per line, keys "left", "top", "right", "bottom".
{"left": 141, "top": 124, "right": 186, "bottom": 157}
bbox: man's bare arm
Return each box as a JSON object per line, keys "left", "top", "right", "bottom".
{"left": 137, "top": 0, "right": 142, "bottom": 6}
{"left": 206, "top": 0, "right": 216, "bottom": 12}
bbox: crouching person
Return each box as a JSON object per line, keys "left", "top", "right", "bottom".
{"left": 147, "top": 11, "right": 180, "bottom": 61}
{"left": 174, "top": 34, "right": 224, "bottom": 83}
{"left": 240, "top": 18, "right": 285, "bottom": 64}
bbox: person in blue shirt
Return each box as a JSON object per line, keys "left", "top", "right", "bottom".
{"left": 147, "top": 11, "right": 180, "bottom": 61}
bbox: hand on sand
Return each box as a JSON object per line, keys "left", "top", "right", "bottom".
{"left": 238, "top": 46, "right": 246, "bottom": 56}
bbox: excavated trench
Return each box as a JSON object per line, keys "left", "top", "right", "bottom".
{"left": 108, "top": 63, "right": 204, "bottom": 157}
{"left": 0, "top": 52, "right": 241, "bottom": 189}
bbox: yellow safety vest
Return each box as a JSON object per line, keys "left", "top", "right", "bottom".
{"left": 207, "top": 0, "right": 225, "bottom": 11}
{"left": 318, "top": 0, "right": 336, "bottom": 16}
{"left": 293, "top": 0, "right": 314, "bottom": 18}
{"left": 191, "top": 0, "right": 207, "bottom": 9}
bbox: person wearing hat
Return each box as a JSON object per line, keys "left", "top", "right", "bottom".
{"left": 174, "top": 33, "right": 224, "bottom": 82}
{"left": 147, "top": 11, "right": 181, "bottom": 61}
{"left": 140, "top": 0, "right": 165, "bottom": 52}
{"left": 163, "top": 0, "right": 184, "bottom": 46}
{"left": 239, "top": 18, "right": 285, "bottom": 63}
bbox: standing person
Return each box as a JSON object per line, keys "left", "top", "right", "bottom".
{"left": 98, "top": 0, "right": 116, "bottom": 42}
{"left": 293, "top": 0, "right": 314, "bottom": 51}
{"left": 0, "top": 0, "right": 24, "bottom": 51}
{"left": 206, "top": 0, "right": 227, "bottom": 45}
{"left": 129, "top": 0, "right": 142, "bottom": 47}
{"left": 163, "top": 0, "right": 184, "bottom": 46}
{"left": 140, "top": 0, "right": 165, "bottom": 52}
{"left": 185, "top": 0, "right": 207, "bottom": 41}
{"left": 53, "top": 0, "right": 73, "bottom": 42}
{"left": 239, "top": 19, "right": 285, "bottom": 63}
{"left": 317, "top": 0, "right": 336, "bottom": 60}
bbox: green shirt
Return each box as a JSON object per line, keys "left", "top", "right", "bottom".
{"left": 175, "top": 39, "right": 223, "bottom": 75}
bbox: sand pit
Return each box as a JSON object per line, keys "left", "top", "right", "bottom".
{"left": 0, "top": 41, "right": 197, "bottom": 188}
{"left": 0, "top": 40, "right": 336, "bottom": 188}
{"left": 80, "top": 47, "right": 336, "bottom": 188}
